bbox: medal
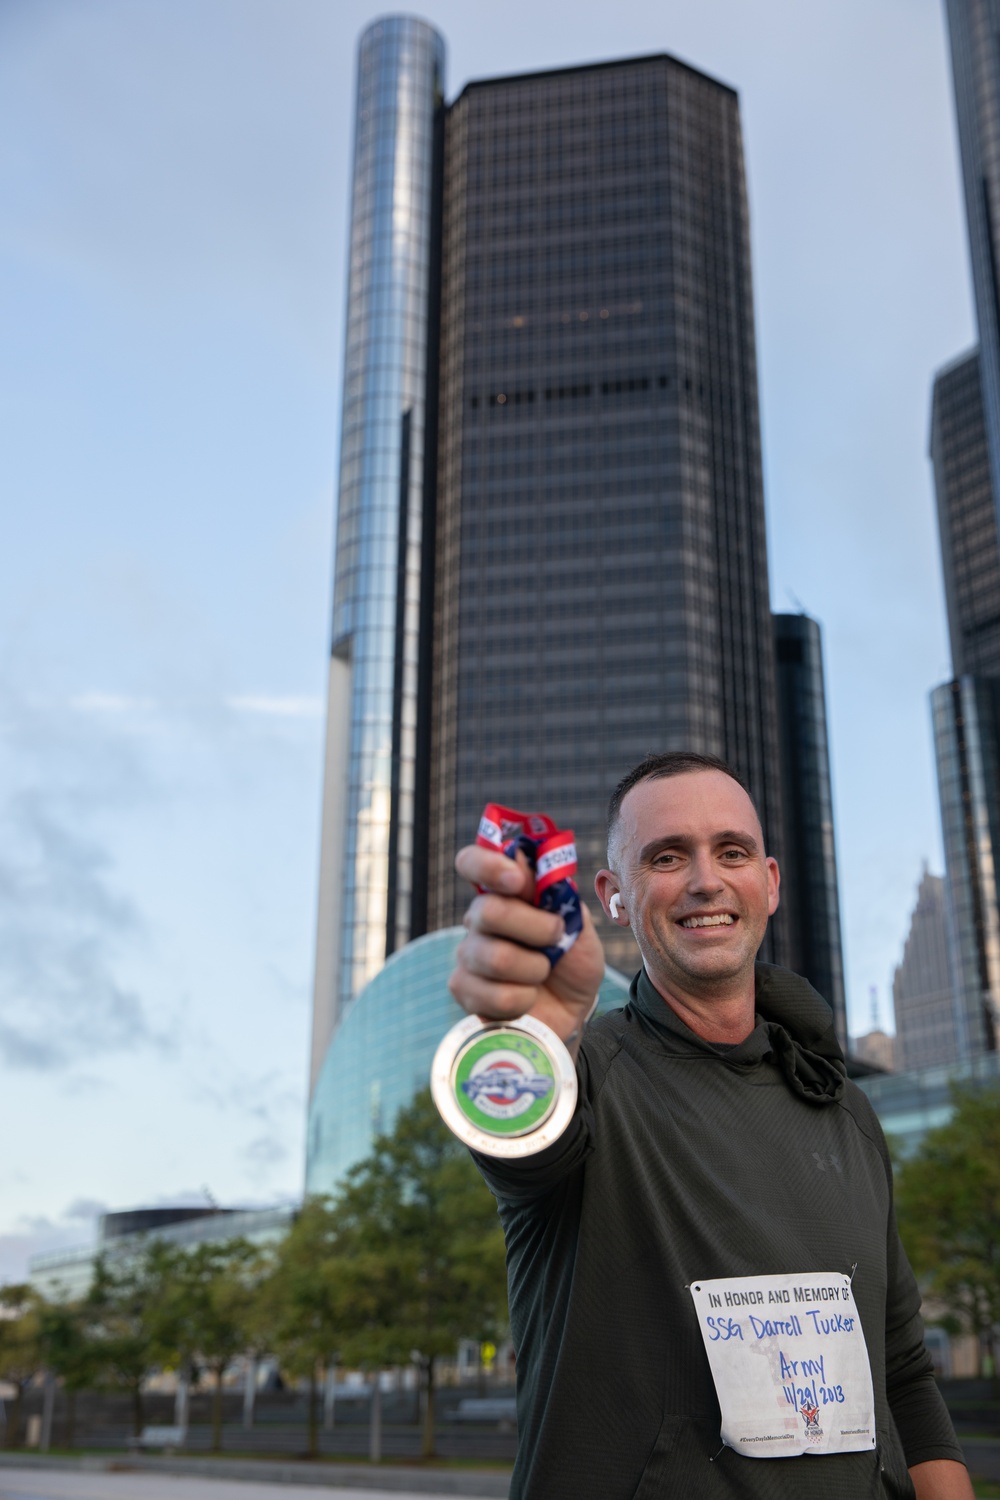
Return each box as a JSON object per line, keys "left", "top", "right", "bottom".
{"left": 431, "top": 1012, "right": 578, "bottom": 1156}
{"left": 432, "top": 804, "right": 582, "bottom": 1155}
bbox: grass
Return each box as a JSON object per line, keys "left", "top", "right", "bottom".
{"left": 973, "top": 1483, "right": 1000, "bottom": 1498}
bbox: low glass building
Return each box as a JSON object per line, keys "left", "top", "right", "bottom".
{"left": 855, "top": 1051, "right": 1000, "bottom": 1157}
{"left": 305, "top": 926, "right": 632, "bottom": 1195}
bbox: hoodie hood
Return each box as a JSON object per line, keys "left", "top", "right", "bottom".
{"left": 630, "top": 962, "right": 846, "bottom": 1106}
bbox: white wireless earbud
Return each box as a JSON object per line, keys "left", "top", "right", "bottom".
{"left": 609, "top": 893, "right": 624, "bottom": 920}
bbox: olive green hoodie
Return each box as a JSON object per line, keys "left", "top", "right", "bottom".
{"left": 474, "top": 964, "right": 964, "bottom": 1500}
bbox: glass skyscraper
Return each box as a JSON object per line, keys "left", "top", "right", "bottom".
{"left": 772, "top": 613, "right": 847, "bottom": 1051}
{"left": 924, "top": 1, "right": 1000, "bottom": 1069}
{"left": 944, "top": 0, "right": 1000, "bottom": 510}
{"left": 311, "top": 18, "right": 445, "bottom": 1090}
{"left": 424, "top": 55, "right": 785, "bottom": 980}
{"left": 309, "top": 22, "right": 848, "bottom": 1126}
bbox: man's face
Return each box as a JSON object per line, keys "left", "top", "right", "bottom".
{"left": 607, "top": 770, "right": 779, "bottom": 998}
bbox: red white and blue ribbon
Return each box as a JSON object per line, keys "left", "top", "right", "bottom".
{"left": 476, "top": 803, "right": 582, "bottom": 965}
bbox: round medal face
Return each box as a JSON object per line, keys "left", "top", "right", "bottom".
{"left": 431, "top": 1014, "right": 578, "bottom": 1156}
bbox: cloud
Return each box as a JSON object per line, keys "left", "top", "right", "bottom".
{"left": 225, "top": 695, "right": 323, "bottom": 718}
{"left": 0, "top": 787, "right": 163, "bottom": 1070}
{"left": 69, "top": 693, "right": 157, "bottom": 713}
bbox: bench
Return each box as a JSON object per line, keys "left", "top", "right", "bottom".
{"left": 128, "top": 1425, "right": 186, "bottom": 1451}
{"left": 447, "top": 1397, "right": 517, "bottom": 1427}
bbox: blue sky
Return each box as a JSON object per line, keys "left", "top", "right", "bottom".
{"left": 0, "top": 0, "right": 974, "bottom": 1277}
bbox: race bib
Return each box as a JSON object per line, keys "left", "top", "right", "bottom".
{"left": 689, "top": 1272, "right": 876, "bottom": 1458}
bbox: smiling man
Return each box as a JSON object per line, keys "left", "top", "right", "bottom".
{"left": 450, "top": 751, "right": 971, "bottom": 1500}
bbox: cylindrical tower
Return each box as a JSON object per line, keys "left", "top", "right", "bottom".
{"left": 310, "top": 17, "right": 445, "bottom": 1092}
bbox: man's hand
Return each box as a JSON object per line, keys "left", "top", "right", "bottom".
{"left": 449, "top": 843, "right": 607, "bottom": 1059}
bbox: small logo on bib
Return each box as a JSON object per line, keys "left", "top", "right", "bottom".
{"left": 799, "top": 1400, "right": 823, "bottom": 1441}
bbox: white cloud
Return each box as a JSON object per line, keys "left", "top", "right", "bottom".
{"left": 225, "top": 695, "right": 322, "bottom": 718}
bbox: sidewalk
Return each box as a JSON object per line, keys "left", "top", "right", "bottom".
{"left": 0, "top": 1454, "right": 511, "bottom": 1498}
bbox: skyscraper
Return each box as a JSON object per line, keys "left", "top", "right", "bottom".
{"left": 772, "top": 613, "right": 847, "bottom": 1049}
{"left": 943, "top": 0, "right": 1000, "bottom": 508}
{"left": 892, "top": 868, "right": 961, "bottom": 1071}
{"left": 424, "top": 53, "right": 784, "bottom": 978}
{"left": 926, "top": 4, "right": 1000, "bottom": 1066}
{"left": 309, "top": 21, "right": 848, "bottom": 1127}
{"left": 931, "top": 350, "right": 1000, "bottom": 677}
{"left": 310, "top": 18, "right": 444, "bottom": 1090}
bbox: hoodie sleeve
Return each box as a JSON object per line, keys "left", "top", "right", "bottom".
{"left": 470, "top": 1045, "right": 596, "bottom": 1203}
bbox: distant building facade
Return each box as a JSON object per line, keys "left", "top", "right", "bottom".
{"left": 851, "top": 1030, "right": 896, "bottom": 1073}
{"left": 29, "top": 1205, "right": 294, "bottom": 1304}
{"left": 892, "top": 869, "right": 963, "bottom": 1070}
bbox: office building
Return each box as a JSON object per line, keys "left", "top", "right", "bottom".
{"left": 929, "top": 10, "right": 1000, "bottom": 1068}
{"left": 931, "top": 677, "right": 1000, "bottom": 1055}
{"left": 310, "top": 18, "right": 445, "bottom": 1090}
{"left": 308, "top": 21, "right": 849, "bottom": 1174}
{"left": 851, "top": 1029, "right": 895, "bottom": 1072}
{"left": 29, "top": 1205, "right": 294, "bottom": 1304}
{"left": 892, "top": 868, "right": 961, "bottom": 1070}
{"left": 943, "top": 0, "right": 1000, "bottom": 508}
{"left": 423, "top": 51, "right": 785, "bottom": 980}
{"left": 772, "top": 612, "right": 847, "bottom": 1049}
{"left": 931, "top": 350, "right": 1000, "bottom": 677}
{"left": 927, "top": 353, "right": 1000, "bottom": 1059}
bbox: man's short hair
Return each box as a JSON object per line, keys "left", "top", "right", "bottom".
{"left": 607, "top": 751, "right": 756, "bottom": 856}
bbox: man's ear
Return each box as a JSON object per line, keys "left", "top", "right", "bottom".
{"left": 766, "top": 856, "right": 780, "bottom": 916}
{"left": 595, "top": 869, "right": 629, "bottom": 924}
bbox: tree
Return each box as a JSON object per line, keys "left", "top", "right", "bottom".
{"left": 264, "top": 1201, "right": 350, "bottom": 1459}
{"left": 37, "top": 1298, "right": 98, "bottom": 1448}
{"left": 895, "top": 1082, "right": 1000, "bottom": 1374}
{"left": 0, "top": 1285, "right": 42, "bottom": 1448}
{"left": 334, "top": 1088, "right": 508, "bottom": 1458}
{"left": 168, "top": 1240, "right": 263, "bottom": 1453}
{"left": 84, "top": 1243, "right": 175, "bottom": 1436}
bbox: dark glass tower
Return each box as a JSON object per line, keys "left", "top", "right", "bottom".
{"left": 772, "top": 613, "right": 847, "bottom": 1047}
{"left": 944, "top": 0, "right": 1000, "bottom": 511}
{"left": 425, "top": 55, "right": 785, "bottom": 975}
{"left": 932, "top": 350, "right": 1000, "bottom": 677}
{"left": 928, "top": 352, "right": 1000, "bottom": 1058}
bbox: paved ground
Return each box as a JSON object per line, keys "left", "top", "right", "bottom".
{"left": 0, "top": 1472, "right": 485, "bottom": 1500}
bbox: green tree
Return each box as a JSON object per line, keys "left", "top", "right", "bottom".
{"left": 334, "top": 1088, "right": 508, "bottom": 1457}
{"left": 170, "top": 1240, "right": 263, "bottom": 1453}
{"left": 84, "top": 1243, "right": 175, "bottom": 1436}
{"left": 895, "top": 1082, "right": 1000, "bottom": 1374}
{"left": 264, "top": 1201, "right": 349, "bottom": 1459}
{"left": 37, "top": 1298, "right": 98, "bottom": 1448}
{"left": 0, "top": 1284, "right": 42, "bottom": 1449}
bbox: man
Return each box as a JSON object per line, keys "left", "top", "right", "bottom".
{"left": 449, "top": 752, "right": 971, "bottom": 1500}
